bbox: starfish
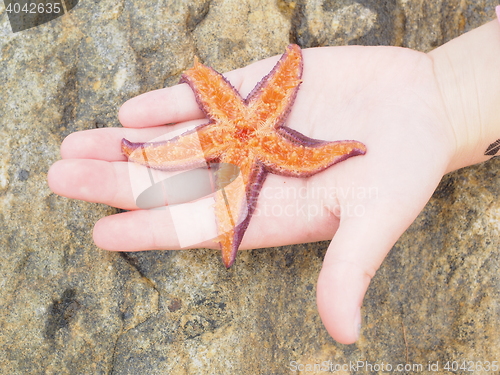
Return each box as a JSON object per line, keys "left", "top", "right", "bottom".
{"left": 122, "top": 44, "right": 366, "bottom": 268}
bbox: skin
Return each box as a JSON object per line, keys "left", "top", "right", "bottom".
{"left": 48, "top": 19, "right": 500, "bottom": 345}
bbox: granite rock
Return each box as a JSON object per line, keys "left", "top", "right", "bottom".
{"left": 1, "top": 0, "right": 499, "bottom": 373}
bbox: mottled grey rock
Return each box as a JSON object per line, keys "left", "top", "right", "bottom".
{"left": 1, "top": 0, "right": 499, "bottom": 374}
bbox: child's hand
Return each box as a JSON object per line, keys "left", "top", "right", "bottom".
{"left": 48, "top": 19, "right": 500, "bottom": 344}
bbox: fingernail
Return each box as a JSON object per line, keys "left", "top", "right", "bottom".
{"left": 354, "top": 308, "right": 362, "bottom": 340}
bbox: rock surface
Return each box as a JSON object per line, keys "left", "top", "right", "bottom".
{"left": 1, "top": 0, "right": 499, "bottom": 373}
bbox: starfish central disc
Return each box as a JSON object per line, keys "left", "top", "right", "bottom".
{"left": 122, "top": 44, "right": 366, "bottom": 268}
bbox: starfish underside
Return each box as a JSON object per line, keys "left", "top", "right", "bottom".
{"left": 122, "top": 44, "right": 366, "bottom": 268}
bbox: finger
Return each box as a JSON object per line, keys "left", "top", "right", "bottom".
{"left": 92, "top": 178, "right": 341, "bottom": 252}
{"left": 48, "top": 159, "right": 137, "bottom": 209}
{"left": 94, "top": 209, "right": 185, "bottom": 251}
{"left": 117, "top": 54, "right": 284, "bottom": 129}
{"left": 61, "top": 128, "right": 128, "bottom": 161}
{"left": 118, "top": 84, "right": 205, "bottom": 128}
{"left": 316, "top": 207, "right": 413, "bottom": 344}
{"left": 93, "top": 208, "right": 331, "bottom": 252}
{"left": 50, "top": 157, "right": 222, "bottom": 211}
{"left": 49, "top": 158, "right": 196, "bottom": 210}
{"left": 60, "top": 120, "right": 207, "bottom": 161}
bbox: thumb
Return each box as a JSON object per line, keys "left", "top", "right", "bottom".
{"left": 316, "top": 209, "right": 410, "bottom": 344}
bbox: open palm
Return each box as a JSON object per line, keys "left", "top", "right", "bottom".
{"left": 48, "top": 45, "right": 455, "bottom": 344}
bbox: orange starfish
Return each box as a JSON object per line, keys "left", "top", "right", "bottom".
{"left": 122, "top": 44, "right": 366, "bottom": 268}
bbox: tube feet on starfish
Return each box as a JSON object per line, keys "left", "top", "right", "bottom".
{"left": 121, "top": 44, "right": 366, "bottom": 268}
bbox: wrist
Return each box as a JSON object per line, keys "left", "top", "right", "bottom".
{"left": 428, "top": 18, "right": 500, "bottom": 173}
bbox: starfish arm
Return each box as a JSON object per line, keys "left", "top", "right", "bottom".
{"left": 257, "top": 130, "right": 366, "bottom": 177}
{"left": 213, "top": 152, "right": 267, "bottom": 267}
{"left": 246, "top": 44, "right": 303, "bottom": 130}
{"left": 277, "top": 126, "right": 332, "bottom": 147}
{"left": 121, "top": 123, "right": 225, "bottom": 171}
{"left": 180, "top": 58, "right": 246, "bottom": 127}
